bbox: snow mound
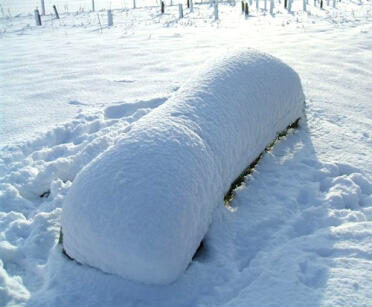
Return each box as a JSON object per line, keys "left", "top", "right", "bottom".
{"left": 61, "top": 49, "right": 305, "bottom": 284}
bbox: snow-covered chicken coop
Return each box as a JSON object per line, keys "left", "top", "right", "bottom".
{"left": 61, "top": 49, "right": 305, "bottom": 284}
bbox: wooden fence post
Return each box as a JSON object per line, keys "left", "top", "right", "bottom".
{"left": 107, "top": 9, "right": 113, "bottom": 26}
{"left": 34, "top": 9, "right": 42, "bottom": 26}
{"left": 53, "top": 5, "right": 59, "bottom": 19}
{"left": 214, "top": 0, "right": 219, "bottom": 20}
{"left": 41, "top": 0, "right": 45, "bottom": 15}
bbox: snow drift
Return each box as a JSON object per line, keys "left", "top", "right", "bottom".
{"left": 61, "top": 49, "right": 305, "bottom": 284}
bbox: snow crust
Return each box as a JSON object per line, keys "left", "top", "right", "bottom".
{"left": 61, "top": 49, "right": 305, "bottom": 284}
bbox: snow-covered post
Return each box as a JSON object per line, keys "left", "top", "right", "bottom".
{"left": 91, "top": 0, "right": 95, "bottom": 12}
{"left": 41, "top": 0, "right": 45, "bottom": 15}
{"left": 214, "top": 0, "right": 219, "bottom": 20}
{"left": 288, "top": 0, "right": 292, "bottom": 12}
{"left": 53, "top": 5, "right": 59, "bottom": 19}
{"left": 34, "top": 9, "right": 42, "bottom": 26}
{"left": 303, "top": 0, "right": 306, "bottom": 11}
{"left": 264, "top": 0, "right": 267, "bottom": 11}
{"left": 179, "top": 4, "right": 184, "bottom": 18}
{"left": 270, "top": 0, "right": 274, "bottom": 14}
{"left": 161, "top": 1, "right": 165, "bottom": 13}
{"left": 133, "top": 0, "right": 136, "bottom": 8}
{"left": 256, "top": 0, "right": 259, "bottom": 10}
{"left": 190, "top": 0, "right": 194, "bottom": 12}
{"left": 107, "top": 9, "right": 113, "bottom": 26}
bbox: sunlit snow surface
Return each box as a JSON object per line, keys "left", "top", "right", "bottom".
{"left": 1, "top": 1, "right": 372, "bottom": 306}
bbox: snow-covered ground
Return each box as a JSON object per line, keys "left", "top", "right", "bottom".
{"left": 1, "top": 0, "right": 372, "bottom": 306}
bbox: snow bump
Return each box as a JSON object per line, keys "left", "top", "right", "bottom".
{"left": 61, "top": 49, "right": 305, "bottom": 284}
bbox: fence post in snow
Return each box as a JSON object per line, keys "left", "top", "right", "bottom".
{"left": 91, "top": 0, "right": 95, "bottom": 12}
{"left": 107, "top": 9, "right": 113, "bottom": 26}
{"left": 303, "top": 0, "right": 306, "bottom": 11}
{"left": 179, "top": 4, "right": 183, "bottom": 18}
{"left": 161, "top": 1, "right": 165, "bottom": 13}
{"left": 270, "top": 0, "right": 274, "bottom": 14}
{"left": 41, "top": 0, "right": 45, "bottom": 15}
{"left": 287, "top": 0, "right": 291, "bottom": 12}
{"left": 320, "top": 0, "right": 323, "bottom": 8}
{"left": 256, "top": 0, "right": 259, "bottom": 10}
{"left": 190, "top": 0, "right": 194, "bottom": 12}
{"left": 214, "top": 1, "right": 219, "bottom": 20}
{"left": 34, "top": 9, "right": 42, "bottom": 26}
{"left": 53, "top": 5, "right": 60, "bottom": 19}
{"left": 245, "top": 2, "right": 249, "bottom": 16}
{"left": 241, "top": 1, "right": 245, "bottom": 12}
{"left": 187, "top": 0, "right": 190, "bottom": 8}
{"left": 133, "top": 0, "right": 136, "bottom": 8}
{"left": 284, "top": 0, "right": 287, "bottom": 9}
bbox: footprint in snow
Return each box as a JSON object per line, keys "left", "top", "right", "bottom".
{"left": 298, "top": 259, "right": 328, "bottom": 289}
{"left": 104, "top": 97, "right": 167, "bottom": 120}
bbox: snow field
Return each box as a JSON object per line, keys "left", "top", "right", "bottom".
{"left": 61, "top": 49, "right": 305, "bottom": 284}
{"left": 0, "top": 0, "right": 372, "bottom": 305}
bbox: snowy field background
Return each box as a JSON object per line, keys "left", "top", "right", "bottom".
{"left": 0, "top": 0, "right": 372, "bottom": 306}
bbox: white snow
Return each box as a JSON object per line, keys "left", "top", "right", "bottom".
{"left": 0, "top": 0, "right": 372, "bottom": 306}
{"left": 61, "top": 49, "right": 305, "bottom": 284}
